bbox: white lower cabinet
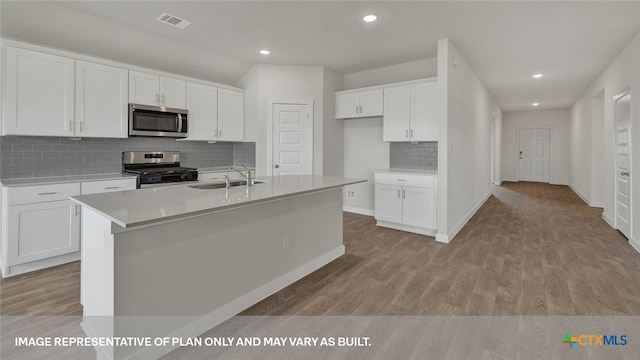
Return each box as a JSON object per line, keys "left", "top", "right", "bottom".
{"left": 374, "top": 172, "right": 436, "bottom": 236}
{"left": 0, "top": 178, "right": 136, "bottom": 277}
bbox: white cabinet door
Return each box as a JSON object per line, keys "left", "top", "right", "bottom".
{"left": 217, "top": 88, "right": 244, "bottom": 141}
{"left": 383, "top": 85, "right": 411, "bottom": 141}
{"left": 410, "top": 82, "right": 437, "bottom": 142}
{"left": 335, "top": 92, "right": 359, "bottom": 119}
{"left": 3, "top": 47, "right": 74, "bottom": 136}
{"left": 359, "top": 89, "right": 383, "bottom": 117}
{"left": 75, "top": 61, "right": 128, "bottom": 138}
{"left": 160, "top": 77, "right": 186, "bottom": 109}
{"left": 186, "top": 82, "right": 217, "bottom": 141}
{"left": 402, "top": 186, "right": 434, "bottom": 229}
{"left": 7, "top": 200, "right": 80, "bottom": 265}
{"left": 128, "top": 70, "right": 160, "bottom": 106}
{"left": 374, "top": 184, "right": 403, "bottom": 223}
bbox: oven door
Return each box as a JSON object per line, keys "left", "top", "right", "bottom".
{"left": 129, "top": 104, "right": 188, "bottom": 137}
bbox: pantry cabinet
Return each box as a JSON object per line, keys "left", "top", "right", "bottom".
{"left": 335, "top": 89, "right": 383, "bottom": 119}
{"left": 383, "top": 81, "right": 437, "bottom": 142}
{"left": 3, "top": 47, "right": 75, "bottom": 136}
{"left": 129, "top": 70, "right": 186, "bottom": 109}
{"left": 374, "top": 171, "right": 436, "bottom": 236}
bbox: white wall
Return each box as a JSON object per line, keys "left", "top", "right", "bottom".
{"left": 501, "top": 109, "right": 570, "bottom": 185}
{"left": 437, "top": 39, "right": 500, "bottom": 243}
{"left": 569, "top": 31, "right": 640, "bottom": 246}
{"left": 323, "top": 68, "right": 344, "bottom": 177}
{"left": 343, "top": 58, "right": 438, "bottom": 90}
{"left": 237, "top": 64, "right": 326, "bottom": 176}
{"left": 341, "top": 59, "right": 436, "bottom": 214}
{"left": 342, "top": 118, "right": 390, "bottom": 215}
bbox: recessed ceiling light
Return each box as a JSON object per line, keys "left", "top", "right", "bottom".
{"left": 259, "top": 49, "right": 271, "bottom": 55}
{"left": 532, "top": 103, "right": 540, "bottom": 106}
{"left": 363, "top": 14, "right": 378, "bottom": 22}
{"left": 532, "top": 74, "right": 543, "bottom": 78}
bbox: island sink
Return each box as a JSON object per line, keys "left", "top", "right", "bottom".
{"left": 188, "top": 179, "right": 267, "bottom": 190}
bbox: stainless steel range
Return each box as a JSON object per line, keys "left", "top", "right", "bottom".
{"left": 122, "top": 151, "right": 198, "bottom": 188}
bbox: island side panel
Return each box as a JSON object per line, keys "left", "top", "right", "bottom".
{"left": 109, "top": 189, "right": 343, "bottom": 349}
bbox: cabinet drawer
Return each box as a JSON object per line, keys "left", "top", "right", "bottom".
{"left": 375, "top": 173, "right": 434, "bottom": 188}
{"left": 81, "top": 178, "right": 137, "bottom": 195}
{"left": 5, "top": 183, "right": 81, "bottom": 205}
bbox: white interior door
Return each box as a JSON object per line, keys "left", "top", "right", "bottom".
{"left": 271, "top": 102, "right": 313, "bottom": 176}
{"left": 518, "top": 128, "right": 550, "bottom": 182}
{"left": 615, "top": 91, "right": 631, "bottom": 238}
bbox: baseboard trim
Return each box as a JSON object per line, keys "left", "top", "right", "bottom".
{"left": 375, "top": 220, "right": 436, "bottom": 237}
{"left": 629, "top": 237, "right": 640, "bottom": 254}
{"left": 443, "top": 191, "right": 491, "bottom": 244}
{"left": 1, "top": 252, "right": 80, "bottom": 278}
{"left": 568, "top": 184, "right": 590, "bottom": 206}
{"left": 590, "top": 201, "right": 605, "bottom": 208}
{"left": 342, "top": 206, "right": 374, "bottom": 217}
{"left": 602, "top": 212, "right": 615, "bottom": 228}
{"left": 492, "top": 181, "right": 502, "bottom": 186}
{"left": 122, "top": 245, "right": 345, "bottom": 360}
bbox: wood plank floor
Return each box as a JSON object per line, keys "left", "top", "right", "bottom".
{"left": 2, "top": 182, "right": 640, "bottom": 316}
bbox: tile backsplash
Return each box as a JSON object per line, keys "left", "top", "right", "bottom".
{"left": 0, "top": 136, "right": 256, "bottom": 179}
{"left": 390, "top": 142, "right": 437, "bottom": 170}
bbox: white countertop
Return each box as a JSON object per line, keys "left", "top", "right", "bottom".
{"left": 0, "top": 173, "right": 137, "bottom": 187}
{"left": 71, "top": 175, "right": 366, "bottom": 229}
{"left": 377, "top": 168, "right": 438, "bottom": 175}
{"left": 198, "top": 166, "right": 256, "bottom": 173}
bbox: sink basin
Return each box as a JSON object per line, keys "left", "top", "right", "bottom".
{"left": 188, "top": 179, "right": 267, "bottom": 190}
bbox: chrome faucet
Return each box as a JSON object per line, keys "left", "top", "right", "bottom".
{"left": 223, "top": 174, "right": 231, "bottom": 190}
{"left": 232, "top": 165, "right": 253, "bottom": 186}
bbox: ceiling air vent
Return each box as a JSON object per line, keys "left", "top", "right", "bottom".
{"left": 156, "top": 13, "right": 192, "bottom": 29}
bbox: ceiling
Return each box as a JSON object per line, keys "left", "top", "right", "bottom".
{"left": 2, "top": 1, "right": 640, "bottom": 112}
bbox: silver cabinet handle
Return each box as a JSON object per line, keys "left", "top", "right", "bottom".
{"left": 75, "top": 204, "right": 80, "bottom": 216}
{"left": 162, "top": 94, "right": 165, "bottom": 104}
{"left": 406, "top": 130, "right": 409, "bottom": 138}
{"left": 38, "top": 192, "right": 58, "bottom": 195}
{"left": 403, "top": 189, "right": 406, "bottom": 199}
{"left": 410, "top": 129, "right": 414, "bottom": 138}
{"left": 156, "top": 93, "right": 159, "bottom": 103}
{"left": 356, "top": 106, "right": 359, "bottom": 114}
{"left": 104, "top": 186, "right": 120, "bottom": 190}
{"left": 359, "top": 105, "right": 363, "bottom": 114}
{"left": 621, "top": 172, "right": 629, "bottom": 176}
{"left": 219, "top": 129, "right": 222, "bottom": 138}
{"left": 396, "top": 179, "right": 407, "bottom": 182}
{"left": 397, "top": 189, "right": 401, "bottom": 198}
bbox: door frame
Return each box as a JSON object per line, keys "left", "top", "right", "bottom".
{"left": 266, "top": 98, "right": 314, "bottom": 176}
{"left": 515, "top": 126, "right": 553, "bottom": 183}
{"left": 613, "top": 87, "right": 632, "bottom": 238}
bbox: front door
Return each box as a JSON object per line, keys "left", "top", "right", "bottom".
{"left": 518, "top": 128, "right": 550, "bottom": 183}
{"left": 615, "top": 91, "right": 632, "bottom": 238}
{"left": 271, "top": 102, "right": 313, "bottom": 176}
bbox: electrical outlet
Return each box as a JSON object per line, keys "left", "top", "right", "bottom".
{"left": 347, "top": 191, "right": 356, "bottom": 199}
{"left": 282, "top": 236, "right": 290, "bottom": 250}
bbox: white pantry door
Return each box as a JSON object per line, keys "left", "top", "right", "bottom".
{"left": 615, "top": 91, "right": 631, "bottom": 239}
{"left": 518, "top": 128, "right": 550, "bottom": 183}
{"left": 271, "top": 102, "right": 313, "bottom": 176}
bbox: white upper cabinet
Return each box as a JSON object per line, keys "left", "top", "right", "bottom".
{"left": 3, "top": 47, "right": 75, "bottom": 136}
{"left": 217, "top": 88, "right": 244, "bottom": 141}
{"left": 75, "top": 60, "right": 128, "bottom": 138}
{"left": 185, "top": 85, "right": 244, "bottom": 142}
{"left": 185, "top": 82, "right": 218, "bottom": 141}
{"left": 383, "top": 81, "right": 437, "bottom": 142}
{"left": 129, "top": 70, "right": 186, "bottom": 109}
{"left": 335, "top": 89, "right": 383, "bottom": 119}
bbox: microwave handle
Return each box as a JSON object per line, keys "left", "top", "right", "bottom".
{"left": 177, "top": 114, "right": 183, "bottom": 132}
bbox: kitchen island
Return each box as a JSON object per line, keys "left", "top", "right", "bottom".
{"left": 70, "top": 175, "right": 365, "bottom": 360}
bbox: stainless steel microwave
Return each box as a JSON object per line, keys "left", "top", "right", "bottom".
{"left": 129, "top": 104, "right": 188, "bottom": 138}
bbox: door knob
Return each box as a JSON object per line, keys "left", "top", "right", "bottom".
{"left": 275, "top": 164, "right": 280, "bottom": 168}
{"left": 621, "top": 171, "right": 629, "bottom": 176}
